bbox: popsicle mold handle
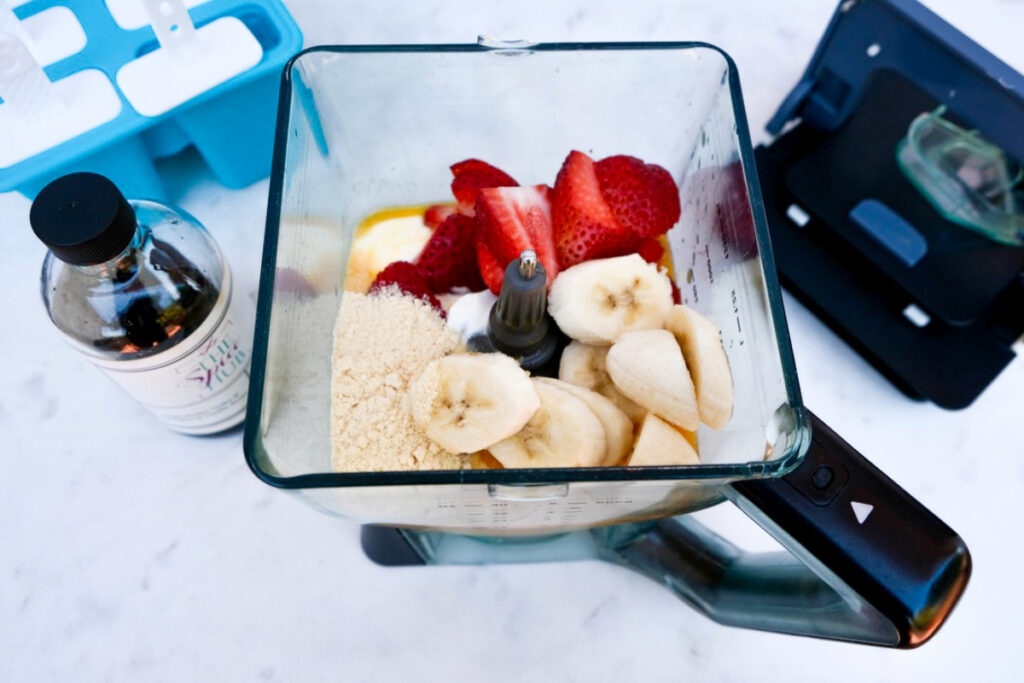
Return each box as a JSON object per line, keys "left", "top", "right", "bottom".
{"left": 596, "top": 410, "right": 971, "bottom": 648}
{"left": 142, "top": 0, "right": 200, "bottom": 60}
{"left": 0, "top": 30, "right": 63, "bottom": 119}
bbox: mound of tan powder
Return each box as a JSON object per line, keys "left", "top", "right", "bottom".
{"left": 330, "top": 290, "right": 464, "bottom": 472}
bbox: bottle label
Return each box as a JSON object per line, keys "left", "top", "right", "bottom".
{"left": 89, "top": 270, "right": 255, "bottom": 435}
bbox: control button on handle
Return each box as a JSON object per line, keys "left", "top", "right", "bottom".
{"left": 850, "top": 500, "right": 874, "bottom": 524}
{"left": 811, "top": 465, "right": 835, "bottom": 490}
{"left": 730, "top": 410, "right": 971, "bottom": 648}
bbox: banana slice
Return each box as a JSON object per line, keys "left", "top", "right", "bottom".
{"left": 627, "top": 413, "right": 700, "bottom": 466}
{"left": 558, "top": 340, "right": 647, "bottom": 423}
{"left": 536, "top": 377, "right": 633, "bottom": 466}
{"left": 489, "top": 379, "right": 606, "bottom": 468}
{"left": 548, "top": 254, "right": 673, "bottom": 344}
{"left": 409, "top": 353, "right": 539, "bottom": 453}
{"left": 345, "top": 215, "right": 432, "bottom": 293}
{"left": 606, "top": 329, "right": 699, "bottom": 431}
{"left": 664, "top": 305, "right": 734, "bottom": 429}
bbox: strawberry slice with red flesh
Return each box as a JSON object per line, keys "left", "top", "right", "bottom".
{"left": 368, "top": 261, "right": 445, "bottom": 316}
{"left": 450, "top": 159, "right": 518, "bottom": 210}
{"left": 475, "top": 233, "right": 506, "bottom": 295}
{"left": 416, "top": 212, "right": 485, "bottom": 293}
{"left": 475, "top": 185, "right": 559, "bottom": 292}
{"left": 637, "top": 237, "right": 665, "bottom": 265}
{"left": 594, "top": 155, "right": 680, "bottom": 240}
{"left": 423, "top": 204, "right": 458, "bottom": 230}
{"left": 552, "top": 150, "right": 638, "bottom": 268}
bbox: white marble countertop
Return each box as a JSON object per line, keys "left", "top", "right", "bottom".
{"left": 2, "top": 1, "right": 1023, "bottom": 680}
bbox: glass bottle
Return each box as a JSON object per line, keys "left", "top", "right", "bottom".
{"left": 31, "top": 172, "right": 254, "bottom": 435}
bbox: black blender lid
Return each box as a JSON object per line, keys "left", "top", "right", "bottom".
{"left": 30, "top": 173, "right": 137, "bottom": 266}
{"left": 755, "top": 0, "right": 1024, "bottom": 410}
{"left": 766, "top": 0, "right": 1024, "bottom": 163}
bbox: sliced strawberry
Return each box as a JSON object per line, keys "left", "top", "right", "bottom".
{"left": 475, "top": 185, "right": 559, "bottom": 291}
{"left": 450, "top": 159, "right": 518, "bottom": 210}
{"left": 368, "top": 261, "right": 444, "bottom": 316}
{"left": 637, "top": 237, "right": 665, "bottom": 265}
{"left": 416, "top": 213, "right": 485, "bottom": 293}
{"left": 670, "top": 278, "right": 682, "bottom": 305}
{"left": 594, "top": 155, "right": 680, "bottom": 240}
{"left": 551, "top": 151, "right": 638, "bottom": 268}
{"left": 475, "top": 233, "right": 506, "bottom": 295}
{"left": 424, "top": 203, "right": 458, "bottom": 230}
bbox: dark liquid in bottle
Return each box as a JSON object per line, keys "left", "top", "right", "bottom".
{"left": 50, "top": 229, "right": 219, "bottom": 359}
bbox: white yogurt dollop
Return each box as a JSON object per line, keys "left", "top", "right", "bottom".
{"left": 446, "top": 290, "right": 498, "bottom": 344}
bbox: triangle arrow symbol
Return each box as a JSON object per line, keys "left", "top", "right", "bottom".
{"left": 851, "top": 501, "right": 874, "bottom": 524}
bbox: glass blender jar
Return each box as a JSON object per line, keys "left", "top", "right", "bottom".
{"left": 244, "top": 41, "right": 970, "bottom": 648}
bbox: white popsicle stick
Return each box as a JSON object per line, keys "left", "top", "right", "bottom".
{"left": 1, "top": 1, "right": 87, "bottom": 67}
{"left": 0, "top": 0, "right": 33, "bottom": 45}
{"left": 0, "top": 35, "right": 122, "bottom": 169}
{"left": 105, "top": 0, "right": 209, "bottom": 31}
{"left": 142, "top": 0, "right": 201, "bottom": 61}
{"left": 116, "top": 16, "right": 262, "bottom": 117}
{"left": 21, "top": 7, "right": 88, "bottom": 66}
{"left": 0, "top": 30, "right": 65, "bottom": 120}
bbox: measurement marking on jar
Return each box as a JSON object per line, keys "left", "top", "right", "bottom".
{"left": 719, "top": 211, "right": 730, "bottom": 260}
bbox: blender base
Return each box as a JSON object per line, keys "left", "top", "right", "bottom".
{"left": 360, "top": 515, "right": 906, "bottom": 647}
{"left": 361, "top": 525, "right": 605, "bottom": 566}
{"left": 360, "top": 526, "right": 426, "bottom": 566}
{"left": 357, "top": 415, "right": 973, "bottom": 649}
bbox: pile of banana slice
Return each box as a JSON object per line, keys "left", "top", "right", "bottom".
{"left": 409, "top": 254, "right": 734, "bottom": 468}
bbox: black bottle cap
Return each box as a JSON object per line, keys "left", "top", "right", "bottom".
{"left": 488, "top": 250, "right": 559, "bottom": 371}
{"left": 30, "top": 173, "right": 137, "bottom": 266}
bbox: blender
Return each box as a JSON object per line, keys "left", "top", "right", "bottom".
{"left": 244, "top": 39, "right": 969, "bottom": 648}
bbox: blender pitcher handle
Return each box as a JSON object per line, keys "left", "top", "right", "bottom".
{"left": 596, "top": 410, "right": 971, "bottom": 648}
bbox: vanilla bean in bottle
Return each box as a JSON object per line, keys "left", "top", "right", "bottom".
{"left": 31, "top": 172, "right": 254, "bottom": 435}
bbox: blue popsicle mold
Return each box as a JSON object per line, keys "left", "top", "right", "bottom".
{"left": 1, "top": 0, "right": 303, "bottom": 200}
